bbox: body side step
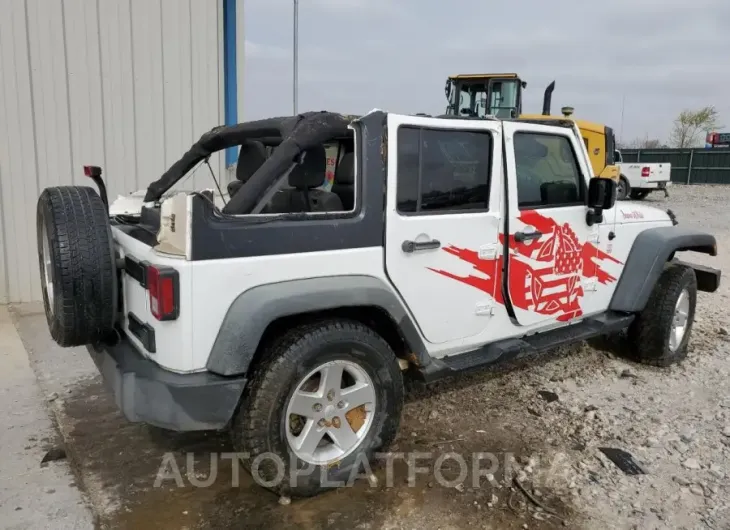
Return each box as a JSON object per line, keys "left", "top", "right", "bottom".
{"left": 416, "top": 312, "right": 634, "bottom": 383}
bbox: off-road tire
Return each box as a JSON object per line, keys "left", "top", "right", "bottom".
{"left": 627, "top": 264, "right": 697, "bottom": 366}
{"left": 36, "top": 186, "right": 117, "bottom": 347}
{"left": 617, "top": 176, "right": 630, "bottom": 200}
{"left": 232, "top": 319, "right": 404, "bottom": 498}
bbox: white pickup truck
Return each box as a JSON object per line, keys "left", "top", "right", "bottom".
{"left": 614, "top": 149, "right": 671, "bottom": 200}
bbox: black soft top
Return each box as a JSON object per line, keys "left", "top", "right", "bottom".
{"left": 144, "top": 111, "right": 355, "bottom": 213}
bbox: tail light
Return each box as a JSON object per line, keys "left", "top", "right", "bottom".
{"left": 641, "top": 167, "right": 650, "bottom": 177}
{"left": 147, "top": 266, "right": 179, "bottom": 321}
{"left": 83, "top": 165, "right": 102, "bottom": 178}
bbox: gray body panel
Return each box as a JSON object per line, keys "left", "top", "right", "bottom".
{"left": 610, "top": 226, "right": 717, "bottom": 312}
{"left": 206, "top": 275, "right": 429, "bottom": 376}
{"left": 87, "top": 341, "right": 247, "bottom": 431}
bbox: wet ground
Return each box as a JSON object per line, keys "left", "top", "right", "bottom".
{"left": 55, "top": 364, "right": 581, "bottom": 530}
{"left": 16, "top": 302, "right": 579, "bottom": 529}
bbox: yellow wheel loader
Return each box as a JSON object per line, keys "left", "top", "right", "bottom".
{"left": 444, "top": 73, "right": 618, "bottom": 181}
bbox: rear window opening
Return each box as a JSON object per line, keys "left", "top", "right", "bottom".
{"left": 232, "top": 136, "right": 357, "bottom": 217}
{"left": 138, "top": 112, "right": 359, "bottom": 220}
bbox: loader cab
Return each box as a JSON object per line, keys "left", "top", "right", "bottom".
{"left": 445, "top": 74, "right": 525, "bottom": 119}
{"left": 520, "top": 105, "right": 619, "bottom": 181}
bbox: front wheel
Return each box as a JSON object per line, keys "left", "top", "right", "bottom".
{"left": 628, "top": 264, "right": 697, "bottom": 366}
{"left": 232, "top": 320, "right": 404, "bottom": 498}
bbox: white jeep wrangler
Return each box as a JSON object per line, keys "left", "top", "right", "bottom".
{"left": 36, "top": 110, "right": 721, "bottom": 498}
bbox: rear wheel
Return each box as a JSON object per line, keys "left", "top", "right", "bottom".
{"left": 232, "top": 319, "right": 404, "bottom": 498}
{"left": 36, "top": 186, "right": 117, "bottom": 346}
{"left": 628, "top": 264, "right": 697, "bottom": 366}
{"left": 617, "top": 176, "right": 630, "bottom": 200}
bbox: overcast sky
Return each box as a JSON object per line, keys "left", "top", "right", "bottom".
{"left": 243, "top": 0, "right": 730, "bottom": 145}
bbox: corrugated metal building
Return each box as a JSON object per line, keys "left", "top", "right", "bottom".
{"left": 0, "top": 0, "right": 245, "bottom": 303}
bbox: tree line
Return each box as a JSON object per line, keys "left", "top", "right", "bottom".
{"left": 618, "top": 106, "right": 723, "bottom": 149}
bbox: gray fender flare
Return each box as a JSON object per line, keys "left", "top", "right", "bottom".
{"left": 206, "top": 275, "right": 429, "bottom": 376}
{"left": 609, "top": 226, "right": 716, "bottom": 312}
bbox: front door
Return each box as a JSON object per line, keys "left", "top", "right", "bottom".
{"left": 502, "top": 121, "right": 606, "bottom": 327}
{"left": 384, "top": 114, "right": 503, "bottom": 345}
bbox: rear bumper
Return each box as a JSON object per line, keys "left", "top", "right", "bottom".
{"left": 638, "top": 181, "right": 670, "bottom": 189}
{"left": 87, "top": 338, "right": 247, "bottom": 431}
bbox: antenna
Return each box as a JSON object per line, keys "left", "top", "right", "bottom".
{"left": 292, "top": 0, "right": 299, "bottom": 115}
{"left": 619, "top": 94, "right": 626, "bottom": 145}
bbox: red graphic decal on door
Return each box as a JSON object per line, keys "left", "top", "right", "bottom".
{"left": 428, "top": 210, "right": 622, "bottom": 322}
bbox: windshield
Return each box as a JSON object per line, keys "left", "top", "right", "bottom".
{"left": 489, "top": 80, "right": 519, "bottom": 118}
{"left": 449, "top": 83, "right": 487, "bottom": 117}
{"left": 447, "top": 79, "right": 520, "bottom": 118}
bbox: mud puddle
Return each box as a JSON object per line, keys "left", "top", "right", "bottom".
{"left": 58, "top": 366, "right": 582, "bottom": 530}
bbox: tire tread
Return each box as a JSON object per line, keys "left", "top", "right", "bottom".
{"left": 628, "top": 263, "right": 697, "bottom": 367}
{"left": 37, "top": 186, "right": 116, "bottom": 346}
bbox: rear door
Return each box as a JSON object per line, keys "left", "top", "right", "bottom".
{"left": 384, "top": 114, "right": 503, "bottom": 345}
{"left": 502, "top": 121, "right": 612, "bottom": 326}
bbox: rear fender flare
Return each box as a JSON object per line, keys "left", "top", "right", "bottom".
{"left": 205, "top": 275, "right": 429, "bottom": 376}
{"left": 609, "top": 226, "right": 716, "bottom": 312}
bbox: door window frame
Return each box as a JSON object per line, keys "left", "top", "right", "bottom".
{"left": 393, "top": 121, "right": 497, "bottom": 217}
{"left": 503, "top": 121, "right": 591, "bottom": 211}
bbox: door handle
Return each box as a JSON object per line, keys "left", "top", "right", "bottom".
{"left": 514, "top": 230, "right": 543, "bottom": 243}
{"left": 402, "top": 239, "right": 441, "bottom": 253}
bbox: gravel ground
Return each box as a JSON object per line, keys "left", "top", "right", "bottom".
{"left": 13, "top": 183, "right": 730, "bottom": 530}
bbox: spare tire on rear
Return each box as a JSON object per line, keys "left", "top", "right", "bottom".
{"left": 36, "top": 186, "right": 118, "bottom": 347}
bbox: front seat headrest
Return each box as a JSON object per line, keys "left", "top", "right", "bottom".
{"left": 289, "top": 145, "right": 327, "bottom": 189}
{"left": 236, "top": 141, "right": 268, "bottom": 183}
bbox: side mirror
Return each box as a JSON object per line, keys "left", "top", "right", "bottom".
{"left": 586, "top": 177, "right": 616, "bottom": 226}
{"left": 588, "top": 177, "right": 616, "bottom": 209}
